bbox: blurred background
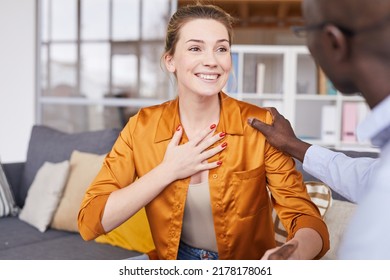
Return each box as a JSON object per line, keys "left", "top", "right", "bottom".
{"left": 0, "top": 0, "right": 306, "bottom": 162}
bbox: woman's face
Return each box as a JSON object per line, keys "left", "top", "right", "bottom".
{"left": 165, "top": 19, "right": 232, "bottom": 98}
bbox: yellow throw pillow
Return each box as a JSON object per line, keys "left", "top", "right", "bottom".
{"left": 273, "top": 181, "right": 332, "bottom": 245}
{"left": 95, "top": 207, "right": 155, "bottom": 254}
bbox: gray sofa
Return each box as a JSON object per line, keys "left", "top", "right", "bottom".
{"left": 0, "top": 125, "right": 142, "bottom": 260}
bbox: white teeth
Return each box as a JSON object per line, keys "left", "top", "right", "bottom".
{"left": 197, "top": 73, "right": 218, "bottom": 80}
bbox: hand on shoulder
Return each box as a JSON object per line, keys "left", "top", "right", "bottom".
{"left": 248, "top": 107, "right": 311, "bottom": 162}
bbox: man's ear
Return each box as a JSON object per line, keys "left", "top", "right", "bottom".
{"left": 323, "top": 24, "right": 349, "bottom": 62}
{"left": 164, "top": 54, "right": 176, "bottom": 73}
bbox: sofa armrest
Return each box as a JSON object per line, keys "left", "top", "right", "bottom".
{"left": 2, "top": 162, "right": 25, "bottom": 207}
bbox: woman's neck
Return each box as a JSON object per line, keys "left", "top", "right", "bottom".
{"left": 178, "top": 94, "right": 220, "bottom": 139}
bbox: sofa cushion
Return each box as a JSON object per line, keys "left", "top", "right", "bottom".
{"left": 1, "top": 162, "right": 25, "bottom": 206}
{"left": 18, "top": 125, "right": 120, "bottom": 207}
{"left": 18, "top": 160, "right": 70, "bottom": 232}
{"left": 51, "top": 151, "right": 106, "bottom": 232}
{"left": 321, "top": 199, "right": 357, "bottom": 260}
{"left": 0, "top": 216, "right": 70, "bottom": 252}
{"left": 0, "top": 217, "right": 140, "bottom": 259}
{"left": 0, "top": 161, "right": 19, "bottom": 217}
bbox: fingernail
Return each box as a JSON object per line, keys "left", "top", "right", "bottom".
{"left": 219, "top": 132, "right": 226, "bottom": 138}
{"left": 247, "top": 118, "right": 253, "bottom": 125}
{"left": 221, "top": 142, "right": 227, "bottom": 148}
{"left": 176, "top": 124, "right": 181, "bottom": 131}
{"left": 217, "top": 160, "right": 222, "bottom": 166}
{"left": 210, "top": 124, "right": 216, "bottom": 129}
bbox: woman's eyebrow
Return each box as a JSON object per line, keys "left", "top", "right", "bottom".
{"left": 185, "top": 39, "right": 230, "bottom": 44}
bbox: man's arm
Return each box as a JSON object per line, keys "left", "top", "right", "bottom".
{"left": 247, "top": 107, "right": 311, "bottom": 163}
{"left": 303, "top": 145, "right": 377, "bottom": 203}
{"left": 248, "top": 107, "right": 378, "bottom": 203}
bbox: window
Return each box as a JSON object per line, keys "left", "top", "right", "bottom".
{"left": 37, "top": 0, "right": 176, "bottom": 132}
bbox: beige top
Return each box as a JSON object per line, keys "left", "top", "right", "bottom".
{"left": 181, "top": 181, "right": 218, "bottom": 252}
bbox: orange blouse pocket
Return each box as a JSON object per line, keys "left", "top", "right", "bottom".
{"left": 231, "top": 166, "right": 269, "bottom": 218}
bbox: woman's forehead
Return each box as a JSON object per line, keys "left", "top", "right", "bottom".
{"left": 178, "top": 19, "right": 229, "bottom": 42}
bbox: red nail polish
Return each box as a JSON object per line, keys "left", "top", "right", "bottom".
{"left": 221, "top": 142, "right": 227, "bottom": 148}
{"left": 219, "top": 132, "right": 226, "bottom": 138}
{"left": 217, "top": 161, "right": 222, "bottom": 166}
{"left": 176, "top": 124, "right": 181, "bottom": 131}
{"left": 210, "top": 124, "right": 216, "bottom": 129}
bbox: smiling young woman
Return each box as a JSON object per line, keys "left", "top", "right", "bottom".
{"left": 78, "top": 3, "right": 329, "bottom": 260}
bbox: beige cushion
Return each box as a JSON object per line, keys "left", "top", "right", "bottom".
{"left": 18, "top": 160, "right": 70, "bottom": 232}
{"left": 321, "top": 199, "right": 357, "bottom": 260}
{"left": 51, "top": 150, "right": 105, "bottom": 232}
{"left": 273, "top": 181, "right": 333, "bottom": 245}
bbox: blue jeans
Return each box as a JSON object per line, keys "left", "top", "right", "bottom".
{"left": 177, "top": 241, "right": 219, "bottom": 260}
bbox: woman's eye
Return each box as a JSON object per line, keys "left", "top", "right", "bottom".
{"left": 217, "top": 47, "right": 228, "bottom": 52}
{"left": 189, "top": 47, "right": 201, "bottom": 52}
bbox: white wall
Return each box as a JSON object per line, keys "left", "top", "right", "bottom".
{"left": 0, "top": 0, "right": 36, "bottom": 163}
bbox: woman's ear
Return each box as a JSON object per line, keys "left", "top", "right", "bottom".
{"left": 164, "top": 54, "right": 176, "bottom": 73}
{"left": 323, "top": 24, "right": 349, "bottom": 62}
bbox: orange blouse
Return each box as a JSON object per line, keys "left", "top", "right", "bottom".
{"left": 78, "top": 92, "right": 329, "bottom": 260}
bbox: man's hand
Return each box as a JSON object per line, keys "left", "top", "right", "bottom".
{"left": 247, "top": 107, "right": 310, "bottom": 163}
{"left": 261, "top": 240, "right": 299, "bottom": 260}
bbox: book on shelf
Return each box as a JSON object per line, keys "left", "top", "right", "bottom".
{"left": 321, "top": 105, "right": 337, "bottom": 143}
{"left": 342, "top": 102, "right": 358, "bottom": 143}
{"left": 326, "top": 79, "right": 337, "bottom": 95}
{"left": 317, "top": 67, "right": 337, "bottom": 95}
{"left": 256, "top": 63, "right": 265, "bottom": 94}
{"left": 296, "top": 80, "right": 310, "bottom": 94}
{"left": 225, "top": 52, "right": 238, "bottom": 94}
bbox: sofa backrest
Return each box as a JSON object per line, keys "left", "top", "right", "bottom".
{"left": 17, "top": 125, "right": 120, "bottom": 207}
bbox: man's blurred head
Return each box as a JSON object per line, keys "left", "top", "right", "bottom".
{"left": 301, "top": 0, "right": 390, "bottom": 107}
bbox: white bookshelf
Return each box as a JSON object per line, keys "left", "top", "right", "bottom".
{"left": 226, "top": 45, "right": 377, "bottom": 151}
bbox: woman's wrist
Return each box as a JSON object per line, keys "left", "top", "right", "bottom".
{"left": 154, "top": 161, "right": 178, "bottom": 186}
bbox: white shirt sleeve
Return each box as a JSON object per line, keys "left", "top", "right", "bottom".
{"left": 338, "top": 145, "right": 390, "bottom": 259}
{"left": 302, "top": 145, "right": 378, "bottom": 203}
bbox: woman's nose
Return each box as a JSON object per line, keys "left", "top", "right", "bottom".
{"left": 202, "top": 50, "right": 218, "bottom": 67}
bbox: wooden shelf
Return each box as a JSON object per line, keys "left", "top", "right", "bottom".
{"left": 178, "top": 0, "right": 303, "bottom": 28}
